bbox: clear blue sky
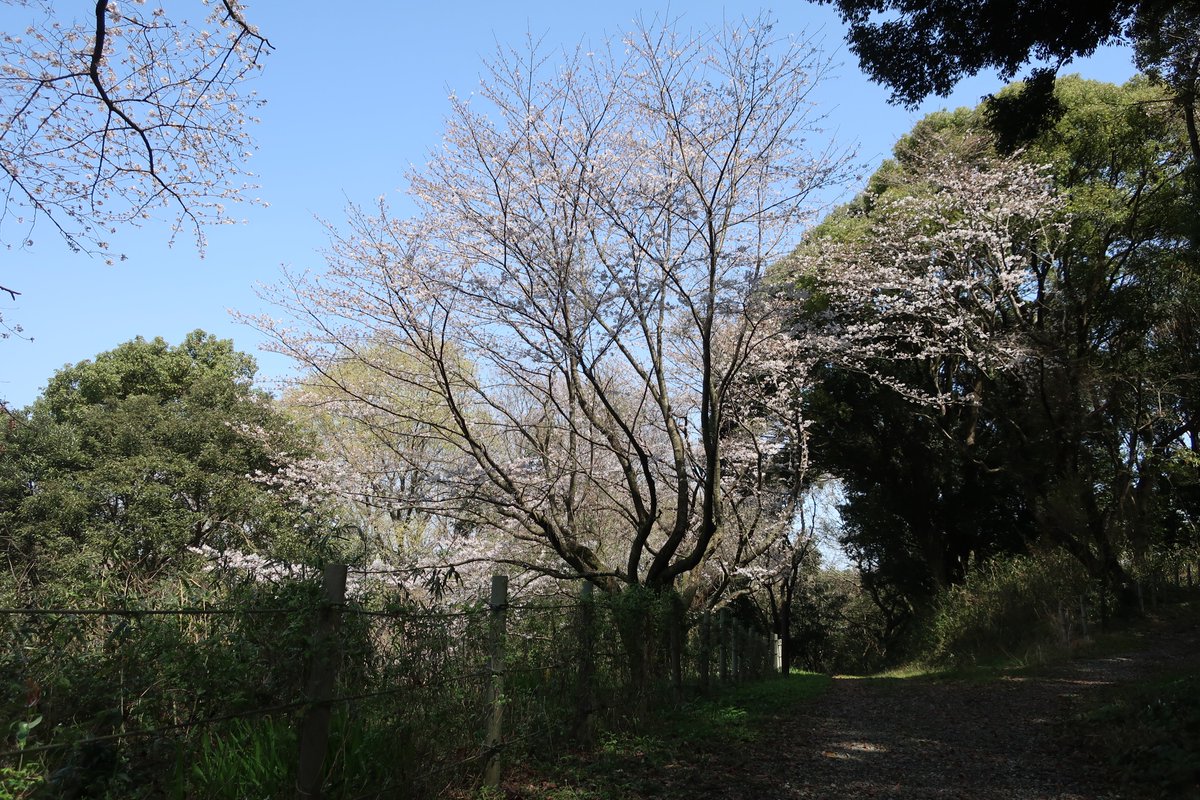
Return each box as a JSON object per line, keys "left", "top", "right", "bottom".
{"left": 0, "top": 1, "right": 1137, "bottom": 409}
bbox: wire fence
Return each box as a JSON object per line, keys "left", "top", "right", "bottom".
{"left": 0, "top": 566, "right": 782, "bottom": 799}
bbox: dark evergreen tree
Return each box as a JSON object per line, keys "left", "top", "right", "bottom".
{"left": 0, "top": 331, "right": 318, "bottom": 601}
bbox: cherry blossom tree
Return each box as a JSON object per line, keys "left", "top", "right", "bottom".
{"left": 767, "top": 141, "right": 1071, "bottom": 622}
{"left": 255, "top": 16, "right": 854, "bottom": 613}
{"left": 783, "top": 144, "right": 1068, "bottom": 415}
{"left": 1, "top": 0, "right": 270, "bottom": 336}
{"left": 1, "top": 0, "right": 269, "bottom": 251}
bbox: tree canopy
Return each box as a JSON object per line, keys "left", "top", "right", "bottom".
{"left": 816, "top": 0, "right": 1199, "bottom": 154}
{"left": 785, "top": 75, "right": 1199, "bottom": 626}
{"left": 0, "top": 331, "right": 315, "bottom": 600}
{"left": 0, "top": 1, "right": 269, "bottom": 255}
{"left": 816, "top": 0, "right": 1149, "bottom": 105}
{"left": 256, "top": 16, "right": 854, "bottom": 603}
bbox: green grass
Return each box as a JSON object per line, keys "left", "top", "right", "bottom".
{"left": 859, "top": 600, "right": 1200, "bottom": 687}
{"left": 657, "top": 672, "right": 831, "bottom": 744}
{"left": 1081, "top": 669, "right": 1200, "bottom": 799}
{"left": 844, "top": 652, "right": 1055, "bottom": 688}
{"left": 507, "top": 673, "right": 831, "bottom": 800}
{"left": 178, "top": 716, "right": 296, "bottom": 800}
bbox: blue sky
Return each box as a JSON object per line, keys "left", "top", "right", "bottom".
{"left": 0, "top": 1, "right": 1138, "bottom": 408}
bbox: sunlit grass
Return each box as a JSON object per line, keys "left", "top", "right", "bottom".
{"left": 845, "top": 599, "right": 1199, "bottom": 688}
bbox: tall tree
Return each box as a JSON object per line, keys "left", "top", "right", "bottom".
{"left": 0, "top": 331, "right": 314, "bottom": 600}
{"left": 255, "top": 16, "right": 853, "bottom": 606}
{"left": 789, "top": 76, "right": 1198, "bottom": 611}
{"left": 785, "top": 139, "right": 1058, "bottom": 621}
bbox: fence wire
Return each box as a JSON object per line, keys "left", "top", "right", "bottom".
{"left": 2, "top": 573, "right": 779, "bottom": 799}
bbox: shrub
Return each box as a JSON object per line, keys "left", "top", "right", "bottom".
{"left": 1085, "top": 671, "right": 1200, "bottom": 797}
{"left": 922, "top": 551, "right": 1091, "bottom": 665}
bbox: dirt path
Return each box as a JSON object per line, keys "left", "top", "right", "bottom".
{"left": 668, "top": 621, "right": 1200, "bottom": 800}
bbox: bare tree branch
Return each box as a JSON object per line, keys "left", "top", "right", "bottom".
{"left": 251, "top": 15, "right": 855, "bottom": 609}
{"left": 1, "top": 0, "right": 271, "bottom": 257}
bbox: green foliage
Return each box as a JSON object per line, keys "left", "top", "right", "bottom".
{"left": 0, "top": 333, "right": 342, "bottom": 794}
{"left": 178, "top": 710, "right": 422, "bottom": 800}
{"left": 789, "top": 75, "right": 1200, "bottom": 650}
{"left": 804, "top": 363, "right": 1034, "bottom": 611}
{"left": 0, "top": 575, "right": 326, "bottom": 797}
{"left": 0, "top": 764, "right": 42, "bottom": 800}
{"left": 1085, "top": 670, "right": 1200, "bottom": 798}
{"left": 821, "top": 0, "right": 1199, "bottom": 155}
{"left": 184, "top": 717, "right": 295, "bottom": 799}
{"left": 1, "top": 330, "right": 324, "bottom": 604}
{"left": 790, "top": 568, "right": 896, "bottom": 674}
{"left": 520, "top": 673, "right": 830, "bottom": 800}
{"left": 0, "top": 567, "right": 804, "bottom": 800}
{"left": 821, "top": 0, "right": 1139, "bottom": 108}
{"left": 922, "top": 553, "right": 1091, "bottom": 665}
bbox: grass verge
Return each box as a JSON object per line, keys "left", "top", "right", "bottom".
{"left": 1080, "top": 669, "right": 1200, "bottom": 799}
{"left": 501, "top": 673, "right": 831, "bottom": 800}
{"left": 860, "top": 600, "right": 1200, "bottom": 686}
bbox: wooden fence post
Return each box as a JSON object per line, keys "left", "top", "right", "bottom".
{"left": 295, "top": 563, "right": 348, "bottom": 800}
{"left": 483, "top": 575, "right": 509, "bottom": 788}
{"left": 668, "top": 594, "right": 683, "bottom": 700}
{"left": 731, "top": 620, "right": 742, "bottom": 684}
{"left": 717, "top": 608, "right": 730, "bottom": 684}
{"left": 573, "top": 581, "right": 597, "bottom": 747}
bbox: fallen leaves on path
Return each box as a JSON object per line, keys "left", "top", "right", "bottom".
{"left": 698, "top": 622, "right": 1199, "bottom": 800}
{"left": 507, "top": 615, "right": 1200, "bottom": 800}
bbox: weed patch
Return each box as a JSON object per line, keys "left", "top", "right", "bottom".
{"left": 1082, "top": 670, "right": 1200, "bottom": 798}
{"left": 508, "top": 674, "right": 831, "bottom": 800}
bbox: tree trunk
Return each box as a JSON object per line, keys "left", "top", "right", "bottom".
{"left": 614, "top": 585, "right": 675, "bottom": 719}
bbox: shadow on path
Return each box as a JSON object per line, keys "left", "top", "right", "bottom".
{"left": 657, "top": 621, "right": 1200, "bottom": 800}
